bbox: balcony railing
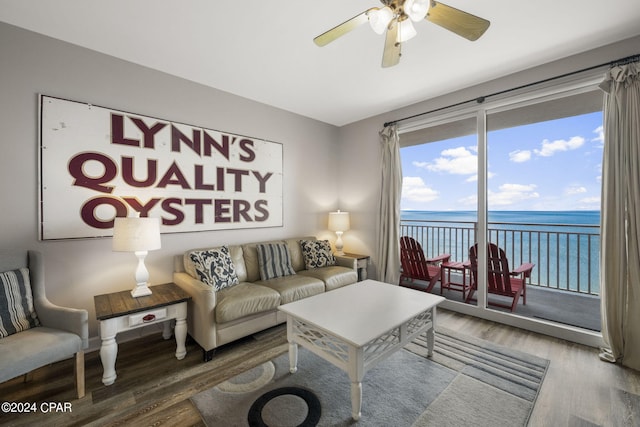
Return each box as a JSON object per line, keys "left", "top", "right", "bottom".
{"left": 400, "top": 219, "right": 601, "bottom": 296}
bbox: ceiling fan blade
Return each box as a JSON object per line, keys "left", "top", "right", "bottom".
{"left": 426, "top": 1, "right": 490, "bottom": 41}
{"left": 313, "top": 9, "right": 373, "bottom": 47}
{"left": 382, "top": 19, "right": 401, "bottom": 68}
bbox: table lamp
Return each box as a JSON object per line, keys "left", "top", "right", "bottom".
{"left": 112, "top": 215, "right": 161, "bottom": 297}
{"left": 328, "top": 210, "right": 350, "bottom": 255}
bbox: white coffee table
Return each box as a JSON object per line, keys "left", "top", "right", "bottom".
{"left": 278, "top": 279, "right": 445, "bottom": 420}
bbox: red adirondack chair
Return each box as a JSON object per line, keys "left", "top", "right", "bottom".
{"left": 399, "top": 236, "right": 450, "bottom": 293}
{"left": 465, "top": 243, "right": 534, "bottom": 312}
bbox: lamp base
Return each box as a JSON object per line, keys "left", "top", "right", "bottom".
{"left": 131, "top": 282, "right": 153, "bottom": 298}
{"left": 334, "top": 231, "right": 345, "bottom": 257}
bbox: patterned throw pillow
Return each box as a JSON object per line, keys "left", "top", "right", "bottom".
{"left": 256, "top": 243, "right": 296, "bottom": 280}
{"left": 0, "top": 267, "right": 40, "bottom": 338}
{"left": 300, "top": 240, "right": 336, "bottom": 270}
{"left": 188, "top": 246, "right": 239, "bottom": 291}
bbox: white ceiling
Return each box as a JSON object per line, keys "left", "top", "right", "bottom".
{"left": 1, "top": 0, "right": 640, "bottom": 126}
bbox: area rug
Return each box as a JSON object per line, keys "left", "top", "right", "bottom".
{"left": 192, "top": 328, "right": 549, "bottom": 426}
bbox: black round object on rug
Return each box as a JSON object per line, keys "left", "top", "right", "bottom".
{"left": 248, "top": 386, "right": 321, "bottom": 427}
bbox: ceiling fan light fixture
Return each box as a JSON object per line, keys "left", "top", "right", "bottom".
{"left": 398, "top": 18, "right": 417, "bottom": 42}
{"left": 367, "top": 6, "right": 393, "bottom": 35}
{"left": 403, "top": 0, "right": 430, "bottom": 22}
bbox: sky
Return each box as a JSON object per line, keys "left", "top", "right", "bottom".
{"left": 400, "top": 111, "right": 603, "bottom": 211}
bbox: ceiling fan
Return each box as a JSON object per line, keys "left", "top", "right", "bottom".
{"left": 313, "top": 0, "right": 490, "bottom": 67}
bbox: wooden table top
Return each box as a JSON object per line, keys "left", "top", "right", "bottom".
{"left": 94, "top": 282, "right": 191, "bottom": 320}
{"left": 343, "top": 252, "right": 369, "bottom": 260}
{"left": 441, "top": 260, "right": 471, "bottom": 270}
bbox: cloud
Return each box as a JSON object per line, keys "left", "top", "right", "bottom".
{"left": 458, "top": 194, "right": 477, "bottom": 206}
{"left": 509, "top": 150, "right": 531, "bottom": 163}
{"left": 418, "top": 146, "right": 477, "bottom": 175}
{"left": 580, "top": 196, "right": 600, "bottom": 205}
{"left": 402, "top": 177, "right": 439, "bottom": 203}
{"left": 592, "top": 126, "right": 604, "bottom": 147}
{"left": 565, "top": 186, "right": 587, "bottom": 195}
{"left": 489, "top": 183, "right": 539, "bottom": 206}
{"left": 534, "top": 136, "right": 585, "bottom": 157}
{"left": 466, "top": 171, "right": 495, "bottom": 182}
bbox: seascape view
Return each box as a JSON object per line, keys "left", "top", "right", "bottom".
{"left": 401, "top": 210, "right": 600, "bottom": 225}
{"left": 400, "top": 210, "right": 601, "bottom": 295}
{"left": 400, "top": 108, "right": 604, "bottom": 296}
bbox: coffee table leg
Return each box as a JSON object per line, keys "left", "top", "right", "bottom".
{"left": 348, "top": 347, "right": 364, "bottom": 420}
{"left": 350, "top": 381, "right": 362, "bottom": 420}
{"left": 288, "top": 342, "right": 298, "bottom": 373}
{"left": 427, "top": 307, "right": 436, "bottom": 357}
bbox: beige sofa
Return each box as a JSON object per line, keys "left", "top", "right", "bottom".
{"left": 173, "top": 236, "right": 358, "bottom": 361}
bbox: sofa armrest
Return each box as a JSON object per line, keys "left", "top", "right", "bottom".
{"left": 173, "top": 272, "right": 219, "bottom": 351}
{"left": 335, "top": 255, "right": 357, "bottom": 271}
{"left": 36, "top": 301, "right": 89, "bottom": 349}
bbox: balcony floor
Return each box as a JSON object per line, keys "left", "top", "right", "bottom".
{"left": 409, "top": 279, "right": 601, "bottom": 332}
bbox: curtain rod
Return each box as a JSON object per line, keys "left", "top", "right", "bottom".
{"left": 383, "top": 53, "right": 640, "bottom": 128}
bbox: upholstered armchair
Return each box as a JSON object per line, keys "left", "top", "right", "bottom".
{"left": 0, "top": 250, "right": 88, "bottom": 398}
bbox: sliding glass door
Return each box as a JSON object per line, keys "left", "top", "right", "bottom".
{"left": 400, "top": 113, "right": 478, "bottom": 307}
{"left": 485, "top": 88, "right": 603, "bottom": 331}
{"left": 399, "top": 76, "right": 604, "bottom": 339}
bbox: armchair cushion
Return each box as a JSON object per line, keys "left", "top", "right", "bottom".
{"left": 0, "top": 267, "right": 40, "bottom": 338}
{"left": 0, "top": 326, "right": 81, "bottom": 383}
{"left": 300, "top": 239, "right": 336, "bottom": 269}
{"left": 188, "top": 247, "right": 239, "bottom": 291}
{"left": 256, "top": 243, "right": 296, "bottom": 280}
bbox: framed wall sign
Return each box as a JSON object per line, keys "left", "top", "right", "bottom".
{"left": 39, "top": 95, "right": 283, "bottom": 240}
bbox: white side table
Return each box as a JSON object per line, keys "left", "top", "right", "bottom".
{"left": 342, "top": 253, "right": 370, "bottom": 281}
{"left": 94, "top": 282, "right": 191, "bottom": 386}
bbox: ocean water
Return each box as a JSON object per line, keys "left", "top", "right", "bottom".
{"left": 401, "top": 210, "right": 601, "bottom": 294}
{"left": 401, "top": 210, "right": 600, "bottom": 225}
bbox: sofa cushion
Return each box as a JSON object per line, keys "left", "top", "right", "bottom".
{"left": 0, "top": 267, "right": 40, "bottom": 338}
{"left": 284, "top": 236, "right": 315, "bottom": 272}
{"left": 242, "top": 240, "right": 283, "bottom": 282}
{"left": 215, "top": 283, "right": 281, "bottom": 324}
{"left": 300, "top": 239, "right": 336, "bottom": 269}
{"left": 258, "top": 275, "right": 325, "bottom": 304}
{"left": 256, "top": 243, "right": 296, "bottom": 281}
{"left": 228, "top": 246, "right": 248, "bottom": 282}
{"left": 188, "top": 247, "right": 239, "bottom": 291}
{"left": 298, "top": 266, "right": 358, "bottom": 291}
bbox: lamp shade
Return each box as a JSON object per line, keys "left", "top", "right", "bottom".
{"left": 368, "top": 6, "right": 393, "bottom": 35}
{"left": 398, "top": 18, "right": 417, "bottom": 42}
{"left": 404, "top": 0, "right": 430, "bottom": 22}
{"left": 112, "top": 216, "right": 161, "bottom": 252}
{"left": 328, "top": 210, "right": 350, "bottom": 232}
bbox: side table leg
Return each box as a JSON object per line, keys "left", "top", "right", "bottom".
{"left": 288, "top": 342, "right": 298, "bottom": 373}
{"left": 99, "top": 319, "right": 118, "bottom": 386}
{"left": 174, "top": 307, "right": 188, "bottom": 360}
{"left": 162, "top": 320, "right": 173, "bottom": 340}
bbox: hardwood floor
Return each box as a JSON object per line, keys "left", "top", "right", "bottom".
{"left": 1, "top": 310, "right": 639, "bottom": 426}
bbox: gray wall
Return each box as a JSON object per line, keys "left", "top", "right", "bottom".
{"left": 0, "top": 22, "right": 341, "bottom": 338}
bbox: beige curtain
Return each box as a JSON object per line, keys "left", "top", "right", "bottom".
{"left": 376, "top": 125, "right": 402, "bottom": 284}
{"left": 599, "top": 61, "right": 640, "bottom": 370}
